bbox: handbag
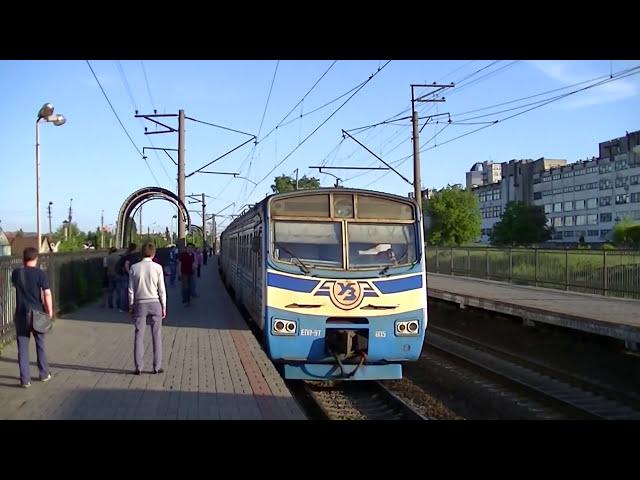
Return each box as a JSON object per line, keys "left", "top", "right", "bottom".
{"left": 19, "top": 268, "right": 53, "bottom": 334}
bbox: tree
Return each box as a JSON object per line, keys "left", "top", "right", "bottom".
{"left": 490, "top": 201, "right": 551, "bottom": 246}
{"left": 612, "top": 217, "right": 640, "bottom": 247}
{"left": 53, "top": 222, "right": 86, "bottom": 252}
{"left": 270, "top": 174, "right": 320, "bottom": 194}
{"left": 425, "top": 184, "right": 482, "bottom": 246}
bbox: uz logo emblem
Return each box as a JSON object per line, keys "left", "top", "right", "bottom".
{"left": 337, "top": 282, "right": 357, "bottom": 301}
{"left": 328, "top": 280, "right": 364, "bottom": 310}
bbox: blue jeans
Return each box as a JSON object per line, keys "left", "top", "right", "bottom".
{"left": 17, "top": 331, "right": 49, "bottom": 385}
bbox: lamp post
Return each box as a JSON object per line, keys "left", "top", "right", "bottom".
{"left": 36, "top": 103, "right": 66, "bottom": 253}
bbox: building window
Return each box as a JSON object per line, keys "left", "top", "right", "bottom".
{"left": 631, "top": 192, "right": 640, "bottom": 203}
{"left": 587, "top": 214, "right": 598, "bottom": 225}
{"left": 553, "top": 189, "right": 563, "bottom": 195}
{"left": 492, "top": 190, "right": 501, "bottom": 200}
{"left": 615, "top": 177, "right": 629, "bottom": 188}
{"left": 630, "top": 175, "right": 639, "bottom": 185}
{"left": 587, "top": 230, "right": 599, "bottom": 237}
{"left": 533, "top": 191, "right": 542, "bottom": 200}
{"left": 616, "top": 194, "right": 629, "bottom": 204}
{"left": 544, "top": 204, "right": 552, "bottom": 214}
{"left": 600, "top": 213, "right": 612, "bottom": 222}
{"left": 600, "top": 229, "right": 611, "bottom": 239}
{"left": 600, "top": 179, "right": 612, "bottom": 190}
{"left": 562, "top": 172, "right": 574, "bottom": 178}
{"left": 575, "top": 199, "right": 585, "bottom": 210}
{"left": 552, "top": 217, "right": 563, "bottom": 227}
{"left": 586, "top": 166, "right": 597, "bottom": 174}
{"left": 615, "top": 160, "right": 628, "bottom": 170}
{"left": 563, "top": 186, "right": 575, "bottom": 193}
{"left": 564, "top": 230, "right": 575, "bottom": 238}
{"left": 574, "top": 168, "right": 585, "bottom": 176}
{"left": 553, "top": 202, "right": 562, "bottom": 212}
{"left": 552, "top": 173, "right": 561, "bottom": 180}
{"left": 564, "top": 216, "right": 574, "bottom": 226}
{"left": 576, "top": 215, "right": 586, "bottom": 226}
{"left": 599, "top": 164, "right": 613, "bottom": 174}
{"left": 599, "top": 196, "right": 611, "bottom": 207}
{"left": 564, "top": 201, "right": 573, "bottom": 211}
{"left": 542, "top": 175, "right": 552, "bottom": 182}
{"left": 543, "top": 190, "right": 553, "bottom": 197}
{"left": 589, "top": 182, "right": 598, "bottom": 189}
{"left": 585, "top": 198, "right": 597, "bottom": 209}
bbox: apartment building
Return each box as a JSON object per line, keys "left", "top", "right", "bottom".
{"left": 532, "top": 130, "right": 640, "bottom": 242}
{"left": 469, "top": 130, "right": 640, "bottom": 244}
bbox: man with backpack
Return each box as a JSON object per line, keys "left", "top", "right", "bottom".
{"left": 11, "top": 247, "right": 53, "bottom": 388}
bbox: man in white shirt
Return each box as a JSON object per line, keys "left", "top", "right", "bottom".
{"left": 128, "top": 242, "right": 166, "bottom": 375}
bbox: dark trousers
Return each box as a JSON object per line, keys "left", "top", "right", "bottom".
{"left": 107, "top": 275, "right": 118, "bottom": 308}
{"left": 17, "top": 331, "right": 49, "bottom": 384}
{"left": 181, "top": 274, "right": 193, "bottom": 304}
{"left": 133, "top": 301, "right": 163, "bottom": 372}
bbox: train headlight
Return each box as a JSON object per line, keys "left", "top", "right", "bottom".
{"left": 272, "top": 318, "right": 297, "bottom": 336}
{"left": 395, "top": 320, "right": 419, "bottom": 336}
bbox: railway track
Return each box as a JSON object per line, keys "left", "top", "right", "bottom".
{"left": 301, "top": 380, "right": 429, "bottom": 420}
{"left": 427, "top": 325, "right": 640, "bottom": 420}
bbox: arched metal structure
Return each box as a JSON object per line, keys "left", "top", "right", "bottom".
{"left": 116, "top": 187, "right": 191, "bottom": 248}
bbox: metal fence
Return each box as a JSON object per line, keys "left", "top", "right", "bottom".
{"left": 0, "top": 251, "right": 106, "bottom": 344}
{"left": 425, "top": 246, "right": 640, "bottom": 300}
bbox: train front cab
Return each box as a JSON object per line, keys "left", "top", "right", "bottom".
{"left": 262, "top": 190, "right": 427, "bottom": 381}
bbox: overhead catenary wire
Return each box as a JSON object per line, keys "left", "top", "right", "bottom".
{"left": 244, "top": 61, "right": 392, "bottom": 201}
{"left": 86, "top": 60, "right": 161, "bottom": 186}
{"left": 115, "top": 60, "right": 173, "bottom": 187}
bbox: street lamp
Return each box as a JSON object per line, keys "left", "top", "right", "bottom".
{"left": 36, "top": 103, "right": 66, "bottom": 253}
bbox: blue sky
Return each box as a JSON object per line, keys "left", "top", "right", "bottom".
{"left": 1, "top": 60, "right": 639, "bottom": 234}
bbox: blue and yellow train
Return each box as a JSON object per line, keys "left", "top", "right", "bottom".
{"left": 218, "top": 188, "right": 428, "bottom": 380}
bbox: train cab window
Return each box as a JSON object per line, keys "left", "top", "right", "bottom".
{"left": 271, "top": 195, "right": 330, "bottom": 217}
{"left": 273, "top": 221, "right": 342, "bottom": 268}
{"left": 356, "top": 195, "right": 413, "bottom": 220}
{"left": 334, "top": 194, "right": 354, "bottom": 218}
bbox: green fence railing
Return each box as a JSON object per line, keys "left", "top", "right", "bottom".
{"left": 425, "top": 246, "right": 640, "bottom": 300}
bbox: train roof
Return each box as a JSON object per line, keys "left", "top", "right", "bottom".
{"left": 221, "top": 187, "right": 418, "bottom": 235}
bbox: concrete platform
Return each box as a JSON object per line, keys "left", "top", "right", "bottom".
{"left": 427, "top": 273, "right": 640, "bottom": 348}
{"left": 0, "top": 259, "right": 306, "bottom": 420}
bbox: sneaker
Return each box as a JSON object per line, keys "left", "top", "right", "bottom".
{"left": 20, "top": 382, "right": 31, "bottom": 388}
{"left": 153, "top": 368, "right": 164, "bottom": 374}
{"left": 40, "top": 373, "right": 52, "bottom": 382}
{"left": 133, "top": 369, "right": 141, "bottom": 375}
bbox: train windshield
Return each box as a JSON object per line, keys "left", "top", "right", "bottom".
{"left": 270, "top": 193, "right": 419, "bottom": 272}
{"left": 347, "top": 223, "right": 417, "bottom": 269}
{"left": 273, "top": 221, "right": 343, "bottom": 268}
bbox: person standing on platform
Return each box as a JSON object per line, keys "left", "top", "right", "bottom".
{"left": 178, "top": 243, "right": 195, "bottom": 306}
{"left": 128, "top": 242, "right": 166, "bottom": 375}
{"left": 11, "top": 247, "right": 53, "bottom": 388}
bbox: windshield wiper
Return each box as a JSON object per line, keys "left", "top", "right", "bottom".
{"left": 274, "top": 242, "right": 311, "bottom": 275}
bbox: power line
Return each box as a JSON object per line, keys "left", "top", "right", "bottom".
{"left": 355, "top": 65, "right": 640, "bottom": 189}
{"left": 140, "top": 60, "right": 156, "bottom": 109}
{"left": 86, "top": 60, "right": 160, "bottom": 185}
{"left": 257, "top": 60, "right": 280, "bottom": 139}
{"left": 259, "top": 60, "right": 338, "bottom": 143}
{"left": 245, "top": 61, "right": 392, "bottom": 200}
{"left": 115, "top": 60, "right": 173, "bottom": 187}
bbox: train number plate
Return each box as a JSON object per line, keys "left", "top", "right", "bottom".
{"left": 374, "top": 330, "right": 386, "bottom": 338}
{"left": 300, "top": 329, "right": 322, "bottom": 337}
